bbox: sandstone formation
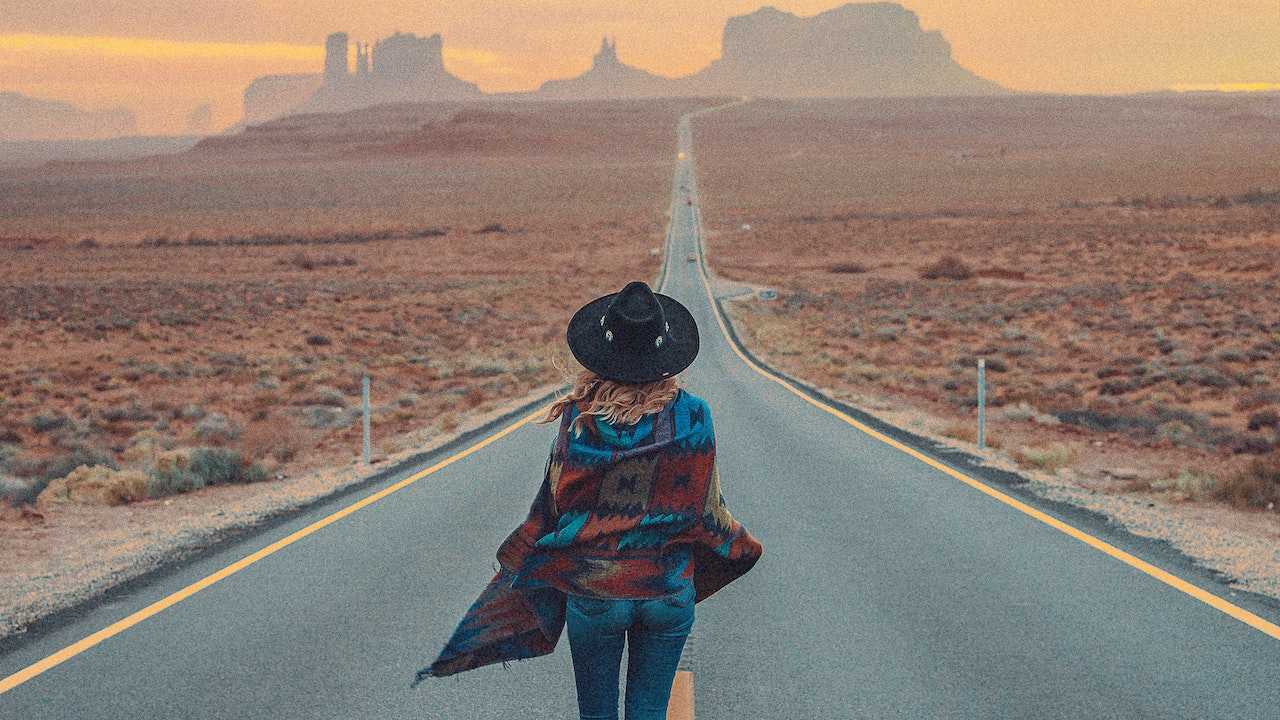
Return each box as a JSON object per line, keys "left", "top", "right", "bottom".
{"left": 242, "top": 74, "right": 323, "bottom": 125}
{"left": 0, "top": 92, "right": 137, "bottom": 141}
{"left": 539, "top": 37, "right": 681, "bottom": 99}
{"left": 243, "top": 31, "right": 481, "bottom": 123}
{"left": 680, "top": 3, "right": 1007, "bottom": 97}
{"left": 184, "top": 103, "right": 214, "bottom": 135}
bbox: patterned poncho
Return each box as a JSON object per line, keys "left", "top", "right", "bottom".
{"left": 413, "top": 388, "right": 763, "bottom": 685}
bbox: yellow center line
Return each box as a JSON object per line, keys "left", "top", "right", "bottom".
{"left": 680, "top": 149, "right": 1280, "bottom": 644}
{"left": 667, "top": 670, "right": 695, "bottom": 719}
{"left": 0, "top": 404, "right": 548, "bottom": 695}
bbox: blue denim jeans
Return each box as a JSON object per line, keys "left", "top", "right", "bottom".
{"left": 564, "top": 580, "right": 695, "bottom": 720}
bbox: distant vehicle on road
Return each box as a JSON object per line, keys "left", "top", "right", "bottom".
{"left": 687, "top": 253, "right": 697, "bottom": 263}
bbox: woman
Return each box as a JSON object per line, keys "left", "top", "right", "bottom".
{"left": 413, "top": 280, "right": 763, "bottom": 720}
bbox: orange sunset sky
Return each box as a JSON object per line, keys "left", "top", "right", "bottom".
{"left": 2, "top": 0, "right": 1278, "bottom": 134}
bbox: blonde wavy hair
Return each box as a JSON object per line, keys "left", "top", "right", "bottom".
{"left": 537, "top": 354, "right": 682, "bottom": 438}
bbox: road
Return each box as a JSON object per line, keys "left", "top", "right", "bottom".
{"left": 3, "top": 105, "right": 1279, "bottom": 719}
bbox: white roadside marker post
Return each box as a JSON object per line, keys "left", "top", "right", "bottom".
{"left": 977, "top": 358, "right": 987, "bottom": 450}
{"left": 362, "top": 375, "right": 371, "bottom": 464}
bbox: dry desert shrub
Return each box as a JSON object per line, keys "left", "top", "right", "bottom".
{"left": 282, "top": 252, "right": 357, "bottom": 271}
{"left": 940, "top": 421, "right": 1000, "bottom": 449}
{"left": 827, "top": 262, "right": 868, "bottom": 274}
{"left": 146, "top": 447, "right": 268, "bottom": 498}
{"left": 0, "top": 476, "right": 48, "bottom": 508}
{"left": 465, "top": 359, "right": 509, "bottom": 377}
{"left": 120, "top": 430, "right": 177, "bottom": 465}
{"left": 28, "top": 413, "right": 69, "bottom": 434}
{"left": 1011, "top": 444, "right": 1077, "bottom": 475}
{"left": 100, "top": 400, "right": 156, "bottom": 423}
{"left": 187, "top": 447, "right": 267, "bottom": 485}
{"left": 942, "top": 422, "right": 976, "bottom": 442}
{"left": 919, "top": 255, "right": 973, "bottom": 281}
{"left": 1215, "top": 454, "right": 1280, "bottom": 511}
{"left": 36, "top": 465, "right": 149, "bottom": 507}
{"left": 146, "top": 449, "right": 200, "bottom": 496}
{"left": 1149, "top": 469, "right": 1219, "bottom": 500}
{"left": 0, "top": 422, "right": 21, "bottom": 444}
{"left": 238, "top": 418, "right": 310, "bottom": 465}
{"left": 461, "top": 386, "right": 487, "bottom": 409}
{"left": 1246, "top": 410, "right": 1279, "bottom": 431}
{"left": 296, "top": 386, "right": 346, "bottom": 408}
{"left": 192, "top": 412, "right": 240, "bottom": 445}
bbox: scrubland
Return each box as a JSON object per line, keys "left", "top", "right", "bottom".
{"left": 0, "top": 98, "right": 715, "bottom": 633}
{"left": 692, "top": 93, "right": 1280, "bottom": 515}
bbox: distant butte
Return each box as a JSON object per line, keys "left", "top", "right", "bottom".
{"left": 538, "top": 37, "right": 682, "bottom": 99}
{"left": 0, "top": 91, "right": 137, "bottom": 141}
{"left": 242, "top": 2, "right": 1007, "bottom": 125}
{"left": 680, "top": 2, "right": 1008, "bottom": 97}
{"left": 243, "top": 31, "right": 480, "bottom": 124}
{"left": 539, "top": 3, "right": 1006, "bottom": 100}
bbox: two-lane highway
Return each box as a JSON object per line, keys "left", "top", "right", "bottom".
{"left": 2, "top": 104, "right": 1278, "bottom": 719}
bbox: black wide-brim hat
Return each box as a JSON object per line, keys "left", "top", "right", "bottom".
{"left": 566, "top": 280, "right": 699, "bottom": 384}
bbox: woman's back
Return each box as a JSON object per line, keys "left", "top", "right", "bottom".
{"left": 505, "top": 387, "right": 719, "bottom": 599}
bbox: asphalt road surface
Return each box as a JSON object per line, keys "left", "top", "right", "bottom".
{"left": 2, "top": 104, "right": 1279, "bottom": 719}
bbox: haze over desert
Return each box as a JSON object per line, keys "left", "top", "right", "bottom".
{"left": 2, "top": 2, "right": 1279, "bottom": 716}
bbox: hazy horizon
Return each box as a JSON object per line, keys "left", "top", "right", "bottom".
{"left": 2, "top": 0, "right": 1278, "bottom": 135}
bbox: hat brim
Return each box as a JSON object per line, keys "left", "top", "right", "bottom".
{"left": 566, "top": 290, "right": 699, "bottom": 384}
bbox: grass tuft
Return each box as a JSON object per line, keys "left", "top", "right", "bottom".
{"left": 920, "top": 255, "right": 973, "bottom": 280}
{"left": 1012, "top": 444, "right": 1077, "bottom": 475}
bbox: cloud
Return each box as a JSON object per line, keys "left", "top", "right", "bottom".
{"left": 1169, "top": 83, "right": 1280, "bottom": 93}
{"left": 0, "top": 33, "right": 319, "bottom": 62}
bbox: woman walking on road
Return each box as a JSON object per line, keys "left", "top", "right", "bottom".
{"left": 413, "top": 280, "right": 763, "bottom": 720}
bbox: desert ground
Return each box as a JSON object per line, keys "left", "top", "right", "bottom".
{"left": 1, "top": 98, "right": 717, "bottom": 483}
{"left": 691, "top": 93, "right": 1280, "bottom": 519}
{"left": 4, "top": 91, "right": 1280, "bottom": 637}
{"left": 0, "top": 97, "right": 720, "bottom": 634}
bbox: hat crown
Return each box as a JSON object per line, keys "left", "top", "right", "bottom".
{"left": 603, "top": 281, "right": 667, "bottom": 353}
{"left": 613, "top": 281, "right": 661, "bottom": 320}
